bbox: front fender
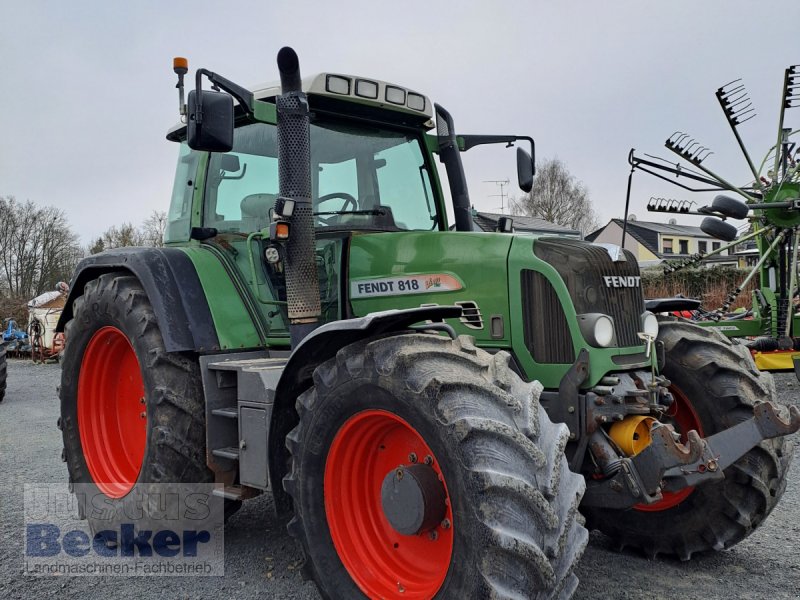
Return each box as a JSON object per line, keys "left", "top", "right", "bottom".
{"left": 268, "top": 305, "right": 462, "bottom": 511}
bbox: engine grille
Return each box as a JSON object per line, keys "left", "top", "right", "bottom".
{"left": 521, "top": 270, "right": 575, "bottom": 363}
{"left": 531, "top": 239, "right": 645, "bottom": 349}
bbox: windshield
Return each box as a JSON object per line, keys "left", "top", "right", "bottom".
{"left": 203, "top": 119, "right": 438, "bottom": 233}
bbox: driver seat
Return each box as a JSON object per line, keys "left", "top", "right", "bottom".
{"left": 241, "top": 193, "right": 277, "bottom": 231}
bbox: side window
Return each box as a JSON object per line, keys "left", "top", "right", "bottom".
{"left": 375, "top": 141, "right": 436, "bottom": 230}
{"left": 204, "top": 123, "right": 279, "bottom": 233}
{"left": 165, "top": 143, "right": 198, "bottom": 243}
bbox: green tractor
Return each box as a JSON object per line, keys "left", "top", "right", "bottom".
{"left": 57, "top": 48, "right": 799, "bottom": 599}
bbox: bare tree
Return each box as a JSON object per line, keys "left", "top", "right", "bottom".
{"left": 89, "top": 210, "right": 168, "bottom": 254}
{"left": 512, "top": 158, "right": 600, "bottom": 236}
{"left": 0, "top": 196, "right": 83, "bottom": 302}
{"left": 141, "top": 210, "right": 167, "bottom": 248}
{"left": 100, "top": 222, "right": 145, "bottom": 250}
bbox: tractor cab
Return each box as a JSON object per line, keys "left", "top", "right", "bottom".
{"left": 164, "top": 68, "right": 532, "bottom": 346}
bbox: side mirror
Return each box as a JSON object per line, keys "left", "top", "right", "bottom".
{"left": 497, "top": 216, "right": 514, "bottom": 233}
{"left": 187, "top": 89, "right": 234, "bottom": 152}
{"left": 517, "top": 147, "right": 535, "bottom": 193}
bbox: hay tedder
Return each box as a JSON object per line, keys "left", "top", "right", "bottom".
{"left": 55, "top": 49, "right": 799, "bottom": 598}
{"left": 628, "top": 65, "right": 800, "bottom": 376}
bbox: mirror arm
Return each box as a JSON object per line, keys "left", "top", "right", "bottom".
{"left": 460, "top": 134, "right": 534, "bottom": 154}
{"left": 194, "top": 68, "right": 255, "bottom": 123}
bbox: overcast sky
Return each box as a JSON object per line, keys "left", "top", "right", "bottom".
{"left": 2, "top": 1, "right": 799, "bottom": 243}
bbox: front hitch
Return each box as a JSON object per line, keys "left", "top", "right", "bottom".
{"left": 583, "top": 401, "right": 800, "bottom": 509}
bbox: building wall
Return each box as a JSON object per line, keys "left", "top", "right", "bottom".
{"left": 658, "top": 233, "right": 727, "bottom": 256}
{"left": 591, "top": 221, "right": 659, "bottom": 264}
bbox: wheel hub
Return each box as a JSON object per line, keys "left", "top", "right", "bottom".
{"left": 381, "top": 464, "right": 447, "bottom": 536}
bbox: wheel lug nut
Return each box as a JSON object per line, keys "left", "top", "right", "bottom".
{"left": 140, "top": 412, "right": 146, "bottom": 418}
{"left": 424, "top": 455, "right": 433, "bottom": 466}
{"left": 408, "top": 453, "right": 417, "bottom": 463}
{"left": 441, "top": 518, "right": 451, "bottom": 529}
{"left": 395, "top": 468, "right": 404, "bottom": 480}
{"left": 428, "top": 530, "right": 438, "bottom": 541}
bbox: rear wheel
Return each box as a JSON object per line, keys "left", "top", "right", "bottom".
{"left": 285, "top": 334, "right": 588, "bottom": 599}
{"left": 0, "top": 343, "right": 7, "bottom": 402}
{"left": 583, "top": 320, "right": 793, "bottom": 559}
{"left": 60, "top": 273, "right": 213, "bottom": 529}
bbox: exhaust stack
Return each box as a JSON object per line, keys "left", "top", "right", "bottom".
{"left": 276, "top": 47, "right": 321, "bottom": 347}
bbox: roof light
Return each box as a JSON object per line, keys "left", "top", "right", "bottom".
{"left": 172, "top": 57, "right": 188, "bottom": 75}
{"left": 407, "top": 92, "right": 426, "bottom": 111}
{"left": 355, "top": 79, "right": 379, "bottom": 99}
{"left": 385, "top": 86, "right": 406, "bottom": 105}
{"left": 326, "top": 75, "right": 351, "bottom": 95}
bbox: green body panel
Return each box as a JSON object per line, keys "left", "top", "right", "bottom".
{"left": 178, "top": 245, "right": 264, "bottom": 350}
{"left": 349, "top": 231, "right": 650, "bottom": 389}
{"left": 507, "top": 237, "right": 649, "bottom": 389}
{"left": 348, "top": 231, "right": 513, "bottom": 347}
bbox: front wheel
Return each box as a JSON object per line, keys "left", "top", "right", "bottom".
{"left": 583, "top": 319, "right": 793, "bottom": 559}
{"left": 284, "top": 334, "right": 588, "bottom": 599}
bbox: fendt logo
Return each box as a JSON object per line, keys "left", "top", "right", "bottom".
{"left": 603, "top": 275, "right": 641, "bottom": 288}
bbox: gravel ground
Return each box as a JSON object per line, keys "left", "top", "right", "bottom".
{"left": 0, "top": 358, "right": 798, "bottom": 599}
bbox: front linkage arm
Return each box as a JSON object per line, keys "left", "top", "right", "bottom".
{"left": 583, "top": 401, "right": 800, "bottom": 509}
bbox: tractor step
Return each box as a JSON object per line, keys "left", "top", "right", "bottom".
{"left": 212, "top": 486, "right": 244, "bottom": 502}
{"left": 212, "top": 446, "right": 240, "bottom": 460}
{"left": 211, "top": 407, "right": 238, "bottom": 419}
{"left": 200, "top": 351, "right": 290, "bottom": 497}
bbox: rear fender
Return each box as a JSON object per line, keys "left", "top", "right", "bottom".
{"left": 56, "top": 247, "right": 220, "bottom": 352}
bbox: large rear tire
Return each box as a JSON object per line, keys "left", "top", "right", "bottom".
{"left": 59, "top": 273, "right": 214, "bottom": 529}
{"left": 285, "top": 334, "right": 588, "bottom": 599}
{"left": 583, "top": 320, "right": 793, "bottom": 559}
{"left": 0, "top": 343, "right": 7, "bottom": 403}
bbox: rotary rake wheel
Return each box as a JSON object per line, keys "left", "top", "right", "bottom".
{"left": 626, "top": 65, "right": 800, "bottom": 366}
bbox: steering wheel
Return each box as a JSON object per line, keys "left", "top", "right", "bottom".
{"left": 317, "top": 192, "right": 358, "bottom": 225}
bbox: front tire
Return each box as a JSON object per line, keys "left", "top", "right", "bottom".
{"left": 60, "top": 273, "right": 213, "bottom": 529}
{"left": 285, "top": 334, "right": 588, "bottom": 599}
{"left": 583, "top": 320, "right": 793, "bottom": 559}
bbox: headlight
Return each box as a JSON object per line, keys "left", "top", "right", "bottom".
{"left": 641, "top": 311, "right": 659, "bottom": 338}
{"left": 577, "top": 313, "right": 615, "bottom": 347}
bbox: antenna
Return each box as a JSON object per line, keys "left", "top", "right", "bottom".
{"left": 484, "top": 179, "right": 510, "bottom": 213}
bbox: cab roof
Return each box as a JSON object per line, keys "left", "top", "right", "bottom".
{"left": 167, "top": 72, "right": 434, "bottom": 139}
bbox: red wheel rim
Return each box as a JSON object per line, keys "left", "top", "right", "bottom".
{"left": 324, "top": 410, "right": 454, "bottom": 599}
{"left": 77, "top": 326, "right": 146, "bottom": 498}
{"left": 635, "top": 384, "right": 704, "bottom": 512}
